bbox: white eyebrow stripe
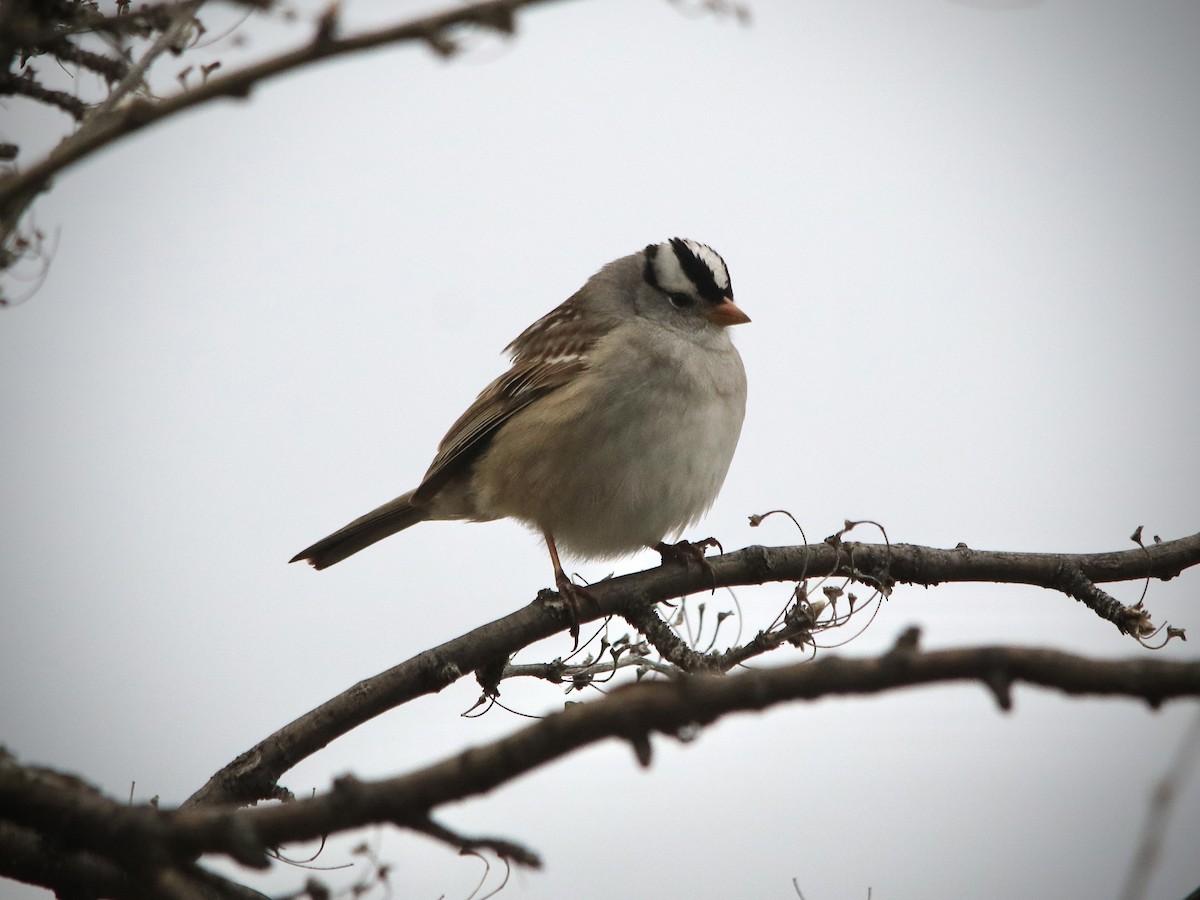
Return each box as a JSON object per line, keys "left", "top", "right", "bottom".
{"left": 650, "top": 246, "right": 691, "bottom": 294}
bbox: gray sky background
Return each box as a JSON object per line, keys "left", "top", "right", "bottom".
{"left": 2, "top": 1, "right": 1199, "bottom": 897}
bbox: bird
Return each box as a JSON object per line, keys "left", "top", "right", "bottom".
{"left": 290, "top": 238, "right": 750, "bottom": 637}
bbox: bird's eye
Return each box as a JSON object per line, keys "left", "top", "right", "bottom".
{"left": 667, "top": 292, "right": 696, "bottom": 310}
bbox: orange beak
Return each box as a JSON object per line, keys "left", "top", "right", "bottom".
{"left": 707, "top": 297, "right": 751, "bottom": 327}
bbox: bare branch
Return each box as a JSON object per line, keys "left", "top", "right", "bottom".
{"left": 622, "top": 599, "right": 721, "bottom": 672}
{"left": 410, "top": 816, "right": 542, "bottom": 869}
{"left": 31, "top": 35, "right": 131, "bottom": 83}
{"left": 5, "top": 643, "right": 1199, "bottom": 892}
{"left": 0, "top": 819, "right": 135, "bottom": 900}
{"left": 182, "top": 532, "right": 1200, "bottom": 809}
{"left": 91, "top": 0, "right": 205, "bottom": 119}
{"left": 0, "top": 805, "right": 267, "bottom": 900}
{"left": 0, "top": 0, "right": 577, "bottom": 243}
{"left": 0, "top": 71, "right": 88, "bottom": 119}
{"left": 0, "top": 749, "right": 271, "bottom": 898}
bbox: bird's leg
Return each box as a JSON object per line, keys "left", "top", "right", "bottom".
{"left": 544, "top": 531, "right": 587, "bottom": 647}
{"left": 653, "top": 537, "right": 723, "bottom": 591}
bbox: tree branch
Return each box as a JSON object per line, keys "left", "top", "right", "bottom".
{"left": 182, "top": 532, "right": 1200, "bottom": 809}
{"left": 185, "top": 643, "right": 1200, "bottom": 851}
{"left": 0, "top": 0, "right": 577, "bottom": 237}
{"left": 0, "top": 818, "right": 136, "bottom": 900}
{"left": 90, "top": 0, "right": 204, "bottom": 120}
{"left": 5, "top": 641, "right": 1199, "bottom": 895}
{"left": 0, "top": 71, "right": 88, "bottom": 119}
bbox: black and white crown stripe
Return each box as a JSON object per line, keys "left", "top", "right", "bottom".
{"left": 643, "top": 238, "right": 732, "bottom": 305}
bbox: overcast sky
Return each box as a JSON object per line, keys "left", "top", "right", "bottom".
{"left": 3, "top": 0, "right": 1199, "bottom": 897}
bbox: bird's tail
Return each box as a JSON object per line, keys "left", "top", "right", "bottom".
{"left": 290, "top": 491, "right": 425, "bottom": 569}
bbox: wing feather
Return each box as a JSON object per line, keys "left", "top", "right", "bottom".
{"left": 411, "top": 291, "right": 613, "bottom": 504}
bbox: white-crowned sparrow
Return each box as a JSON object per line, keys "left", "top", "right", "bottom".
{"left": 291, "top": 238, "right": 749, "bottom": 629}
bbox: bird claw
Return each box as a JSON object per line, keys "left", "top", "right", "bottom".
{"left": 653, "top": 537, "right": 722, "bottom": 591}
{"left": 549, "top": 573, "right": 592, "bottom": 648}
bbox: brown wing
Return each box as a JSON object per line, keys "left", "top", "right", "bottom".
{"left": 411, "top": 291, "right": 613, "bottom": 505}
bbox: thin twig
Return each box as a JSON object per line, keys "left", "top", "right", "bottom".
{"left": 91, "top": 0, "right": 205, "bottom": 118}
{"left": 0, "top": 0, "right": 577, "bottom": 225}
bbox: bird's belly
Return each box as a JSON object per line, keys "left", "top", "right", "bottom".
{"left": 472, "top": 367, "right": 744, "bottom": 560}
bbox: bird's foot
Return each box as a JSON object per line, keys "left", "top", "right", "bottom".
{"left": 546, "top": 572, "right": 593, "bottom": 648}
{"left": 653, "top": 537, "right": 723, "bottom": 591}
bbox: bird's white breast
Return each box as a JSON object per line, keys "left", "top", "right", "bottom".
{"left": 472, "top": 321, "right": 747, "bottom": 559}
